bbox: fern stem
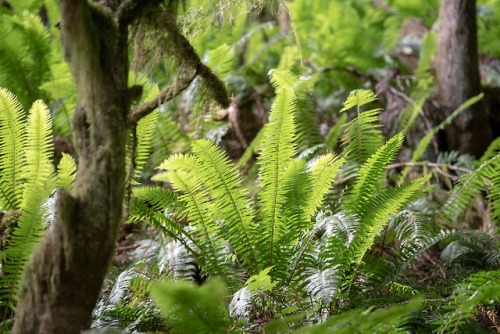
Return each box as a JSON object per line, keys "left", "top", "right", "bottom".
{"left": 356, "top": 96, "right": 361, "bottom": 162}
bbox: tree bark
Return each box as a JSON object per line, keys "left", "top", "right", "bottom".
{"left": 436, "top": 0, "right": 492, "bottom": 157}
{"left": 13, "top": 1, "right": 130, "bottom": 332}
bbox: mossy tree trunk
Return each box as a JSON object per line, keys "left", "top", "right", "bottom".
{"left": 13, "top": 1, "right": 132, "bottom": 332}
{"left": 11, "top": 0, "right": 228, "bottom": 332}
{"left": 436, "top": 0, "right": 492, "bottom": 157}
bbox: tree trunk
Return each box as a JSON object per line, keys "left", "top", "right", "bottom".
{"left": 13, "top": 1, "right": 130, "bottom": 332}
{"left": 436, "top": 0, "right": 492, "bottom": 157}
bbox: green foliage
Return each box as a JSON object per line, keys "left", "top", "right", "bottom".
{"left": 436, "top": 270, "right": 500, "bottom": 332}
{"left": 152, "top": 279, "right": 230, "bottom": 333}
{"left": 0, "top": 89, "right": 59, "bottom": 317}
{"left": 341, "top": 89, "right": 384, "bottom": 163}
{"left": 0, "top": 11, "right": 51, "bottom": 109}
{"left": 434, "top": 153, "right": 500, "bottom": 226}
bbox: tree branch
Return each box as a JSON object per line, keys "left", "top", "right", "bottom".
{"left": 128, "top": 71, "right": 197, "bottom": 124}
{"left": 116, "top": 0, "right": 160, "bottom": 26}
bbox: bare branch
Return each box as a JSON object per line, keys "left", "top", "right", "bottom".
{"left": 387, "top": 161, "right": 473, "bottom": 174}
{"left": 128, "top": 71, "right": 197, "bottom": 124}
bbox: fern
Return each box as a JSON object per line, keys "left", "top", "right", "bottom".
{"left": 434, "top": 153, "right": 500, "bottom": 226}
{"left": 436, "top": 270, "right": 500, "bottom": 333}
{"left": 128, "top": 186, "right": 190, "bottom": 244}
{"left": 0, "top": 99, "right": 56, "bottom": 316}
{"left": 257, "top": 86, "right": 297, "bottom": 269}
{"left": 0, "top": 12, "right": 51, "bottom": 109}
{"left": 341, "top": 89, "right": 384, "bottom": 163}
{"left": 344, "top": 133, "right": 403, "bottom": 214}
{"left": 0, "top": 88, "right": 25, "bottom": 210}
{"left": 191, "top": 139, "right": 260, "bottom": 273}
{"left": 56, "top": 153, "right": 77, "bottom": 191}
{"left": 158, "top": 169, "right": 232, "bottom": 283}
{"left": 270, "top": 69, "right": 322, "bottom": 149}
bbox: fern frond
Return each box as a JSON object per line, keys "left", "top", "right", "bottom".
{"left": 303, "top": 266, "right": 342, "bottom": 304}
{"left": 257, "top": 87, "right": 297, "bottom": 270}
{"left": 344, "top": 132, "right": 404, "bottom": 215}
{"left": 282, "top": 159, "right": 313, "bottom": 239}
{"left": 385, "top": 230, "right": 497, "bottom": 284}
{"left": 351, "top": 174, "right": 431, "bottom": 264}
{"left": 340, "top": 89, "right": 379, "bottom": 112}
{"left": 341, "top": 89, "right": 384, "bottom": 163}
{"left": 154, "top": 154, "right": 199, "bottom": 182}
{"left": 434, "top": 153, "right": 500, "bottom": 226}
{"left": 191, "top": 139, "right": 260, "bottom": 273}
{"left": 0, "top": 88, "right": 26, "bottom": 210}
{"left": 0, "top": 184, "right": 52, "bottom": 313}
{"left": 270, "top": 69, "right": 321, "bottom": 148}
{"left": 436, "top": 270, "right": 500, "bottom": 333}
{"left": 128, "top": 186, "right": 189, "bottom": 243}
{"left": 132, "top": 109, "right": 158, "bottom": 180}
{"left": 388, "top": 210, "right": 438, "bottom": 246}
{"left": 479, "top": 136, "right": 500, "bottom": 164}
{"left": 56, "top": 153, "right": 77, "bottom": 191}
{"left": 207, "top": 44, "right": 234, "bottom": 80}
{"left": 0, "top": 12, "right": 50, "bottom": 108}
{"left": 269, "top": 69, "right": 301, "bottom": 91}
{"left": 166, "top": 170, "right": 232, "bottom": 283}
{"left": 307, "top": 154, "right": 345, "bottom": 219}
{"left": 21, "top": 100, "right": 56, "bottom": 204}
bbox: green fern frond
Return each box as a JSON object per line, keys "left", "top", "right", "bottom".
{"left": 21, "top": 100, "right": 56, "bottom": 204}
{"left": 155, "top": 153, "right": 198, "bottom": 177}
{"left": 207, "top": 44, "right": 234, "bottom": 80}
{"left": 436, "top": 270, "right": 500, "bottom": 333}
{"left": 269, "top": 69, "right": 301, "bottom": 91}
{"left": 270, "top": 69, "right": 321, "bottom": 148}
{"left": 0, "top": 12, "right": 51, "bottom": 108}
{"left": 341, "top": 89, "right": 384, "bottom": 163}
{"left": 166, "top": 170, "right": 232, "bottom": 283}
{"left": 479, "top": 136, "right": 500, "bottom": 164}
{"left": 133, "top": 112, "right": 158, "bottom": 178}
{"left": 340, "top": 89, "right": 378, "bottom": 112}
{"left": 0, "top": 88, "right": 26, "bottom": 210}
{"left": 0, "top": 99, "right": 55, "bottom": 315}
{"left": 344, "top": 132, "right": 404, "bottom": 215}
{"left": 126, "top": 85, "right": 159, "bottom": 184}
{"left": 191, "top": 139, "right": 260, "bottom": 272}
{"left": 257, "top": 87, "right": 297, "bottom": 269}
{"left": 56, "top": 153, "right": 77, "bottom": 191}
{"left": 128, "top": 186, "right": 189, "bottom": 242}
{"left": 282, "top": 159, "right": 313, "bottom": 239}
{"left": 351, "top": 174, "right": 431, "bottom": 264}
{"left": 307, "top": 154, "right": 345, "bottom": 219}
{"left": 434, "top": 153, "right": 500, "bottom": 226}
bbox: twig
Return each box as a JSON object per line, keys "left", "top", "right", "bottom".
{"left": 129, "top": 71, "right": 197, "bottom": 124}
{"left": 227, "top": 97, "right": 248, "bottom": 149}
{"left": 387, "top": 161, "right": 473, "bottom": 174}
